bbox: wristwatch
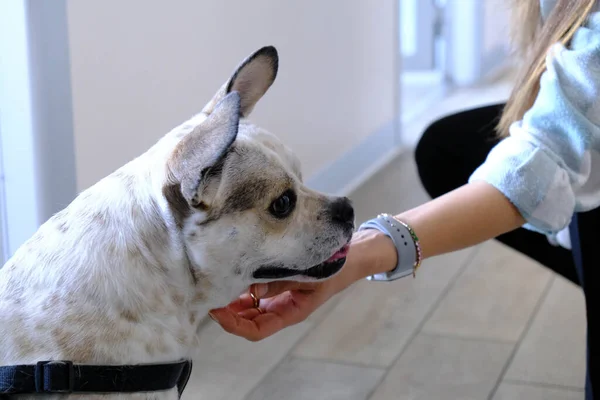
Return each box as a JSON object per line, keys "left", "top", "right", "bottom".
{"left": 358, "top": 213, "right": 419, "bottom": 281}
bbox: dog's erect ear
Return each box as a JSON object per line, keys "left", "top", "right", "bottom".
{"left": 202, "top": 46, "right": 278, "bottom": 118}
{"left": 169, "top": 91, "right": 241, "bottom": 206}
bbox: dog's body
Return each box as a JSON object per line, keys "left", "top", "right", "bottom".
{"left": 0, "top": 47, "right": 354, "bottom": 399}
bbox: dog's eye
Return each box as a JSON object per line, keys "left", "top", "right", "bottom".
{"left": 269, "top": 189, "right": 296, "bottom": 219}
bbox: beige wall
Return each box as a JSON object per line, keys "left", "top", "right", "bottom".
{"left": 66, "top": 1, "right": 397, "bottom": 191}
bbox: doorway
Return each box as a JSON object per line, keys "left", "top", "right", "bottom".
{"left": 399, "top": 0, "right": 448, "bottom": 126}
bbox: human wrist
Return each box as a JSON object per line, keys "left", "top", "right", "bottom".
{"left": 325, "top": 230, "right": 396, "bottom": 293}
{"left": 366, "top": 231, "right": 398, "bottom": 276}
{"left": 349, "top": 229, "right": 398, "bottom": 280}
{"left": 358, "top": 214, "right": 422, "bottom": 281}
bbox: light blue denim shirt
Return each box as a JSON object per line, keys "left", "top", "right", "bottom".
{"left": 469, "top": 1, "right": 600, "bottom": 248}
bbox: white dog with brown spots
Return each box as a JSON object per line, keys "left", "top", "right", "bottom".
{"left": 0, "top": 46, "right": 355, "bottom": 399}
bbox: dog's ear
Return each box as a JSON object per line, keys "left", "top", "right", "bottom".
{"left": 202, "top": 46, "right": 278, "bottom": 118}
{"left": 168, "top": 91, "right": 241, "bottom": 207}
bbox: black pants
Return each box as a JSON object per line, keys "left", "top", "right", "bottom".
{"left": 415, "top": 104, "right": 597, "bottom": 398}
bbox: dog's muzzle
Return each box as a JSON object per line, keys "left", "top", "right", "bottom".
{"left": 0, "top": 359, "right": 192, "bottom": 397}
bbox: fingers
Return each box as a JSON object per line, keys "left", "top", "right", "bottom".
{"left": 207, "top": 281, "right": 329, "bottom": 342}
{"left": 208, "top": 307, "right": 286, "bottom": 342}
{"left": 237, "top": 307, "right": 263, "bottom": 320}
{"left": 251, "top": 280, "right": 321, "bottom": 300}
{"left": 211, "top": 284, "right": 305, "bottom": 319}
{"left": 224, "top": 293, "right": 256, "bottom": 313}
{"left": 258, "top": 290, "right": 313, "bottom": 325}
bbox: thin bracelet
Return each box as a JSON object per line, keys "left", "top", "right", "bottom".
{"left": 390, "top": 215, "right": 423, "bottom": 277}
{"left": 359, "top": 214, "right": 422, "bottom": 280}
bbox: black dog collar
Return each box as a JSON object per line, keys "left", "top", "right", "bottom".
{"left": 0, "top": 360, "right": 192, "bottom": 397}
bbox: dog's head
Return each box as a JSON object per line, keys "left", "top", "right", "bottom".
{"left": 164, "top": 46, "right": 354, "bottom": 294}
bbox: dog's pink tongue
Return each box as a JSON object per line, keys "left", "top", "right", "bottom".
{"left": 326, "top": 245, "right": 350, "bottom": 262}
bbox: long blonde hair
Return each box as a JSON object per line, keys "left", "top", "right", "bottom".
{"left": 498, "top": 0, "right": 596, "bottom": 137}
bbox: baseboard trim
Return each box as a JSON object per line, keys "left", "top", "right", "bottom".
{"left": 307, "top": 120, "right": 406, "bottom": 197}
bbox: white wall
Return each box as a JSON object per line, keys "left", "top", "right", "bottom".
{"left": 66, "top": 1, "right": 398, "bottom": 191}
{"left": 0, "top": 1, "right": 76, "bottom": 259}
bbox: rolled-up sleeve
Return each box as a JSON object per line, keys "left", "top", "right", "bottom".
{"left": 469, "top": 12, "right": 600, "bottom": 235}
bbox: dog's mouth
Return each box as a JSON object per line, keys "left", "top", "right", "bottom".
{"left": 252, "top": 243, "right": 350, "bottom": 280}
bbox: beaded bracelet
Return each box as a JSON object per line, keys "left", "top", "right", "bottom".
{"left": 359, "top": 213, "right": 423, "bottom": 280}
{"left": 389, "top": 215, "right": 423, "bottom": 277}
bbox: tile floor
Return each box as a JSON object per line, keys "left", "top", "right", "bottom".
{"left": 182, "top": 69, "right": 587, "bottom": 399}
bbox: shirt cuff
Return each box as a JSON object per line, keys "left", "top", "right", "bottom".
{"left": 468, "top": 135, "right": 575, "bottom": 234}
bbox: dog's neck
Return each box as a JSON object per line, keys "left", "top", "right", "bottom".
{"left": 112, "top": 116, "right": 243, "bottom": 312}
{"left": 15, "top": 119, "right": 224, "bottom": 317}
{"left": 0, "top": 113, "right": 244, "bottom": 366}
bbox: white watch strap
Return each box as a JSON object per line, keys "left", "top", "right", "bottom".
{"left": 358, "top": 214, "right": 416, "bottom": 281}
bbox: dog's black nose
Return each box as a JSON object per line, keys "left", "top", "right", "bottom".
{"left": 329, "top": 197, "right": 354, "bottom": 225}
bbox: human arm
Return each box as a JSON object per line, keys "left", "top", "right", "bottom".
{"left": 209, "top": 180, "right": 524, "bottom": 341}
{"left": 393, "top": 181, "right": 524, "bottom": 259}
{"left": 210, "top": 11, "right": 600, "bottom": 342}
{"left": 469, "top": 12, "right": 600, "bottom": 237}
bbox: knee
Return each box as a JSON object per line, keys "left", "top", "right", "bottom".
{"left": 415, "top": 105, "right": 502, "bottom": 199}
{"left": 414, "top": 120, "right": 450, "bottom": 198}
{"left": 414, "top": 120, "right": 440, "bottom": 172}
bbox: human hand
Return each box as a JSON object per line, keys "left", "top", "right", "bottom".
{"left": 208, "top": 228, "right": 397, "bottom": 341}
{"left": 208, "top": 280, "right": 336, "bottom": 342}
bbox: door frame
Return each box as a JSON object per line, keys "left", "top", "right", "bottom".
{"left": 0, "top": 0, "right": 77, "bottom": 263}
{"left": 400, "top": 0, "right": 439, "bottom": 71}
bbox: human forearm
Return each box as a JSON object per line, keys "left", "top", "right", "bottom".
{"left": 398, "top": 181, "right": 524, "bottom": 259}
{"left": 359, "top": 181, "right": 525, "bottom": 278}
{"left": 210, "top": 183, "right": 525, "bottom": 342}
